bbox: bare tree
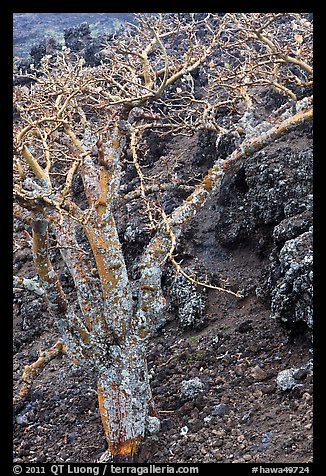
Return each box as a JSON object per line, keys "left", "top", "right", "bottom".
{"left": 13, "top": 13, "right": 313, "bottom": 462}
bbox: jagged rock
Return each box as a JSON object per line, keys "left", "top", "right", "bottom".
{"left": 146, "top": 416, "right": 161, "bottom": 435}
{"left": 192, "top": 129, "right": 217, "bottom": 165}
{"left": 83, "top": 37, "right": 103, "bottom": 67}
{"left": 169, "top": 271, "right": 207, "bottom": 329}
{"left": 270, "top": 229, "right": 313, "bottom": 329}
{"left": 276, "top": 361, "right": 312, "bottom": 391}
{"left": 64, "top": 22, "right": 92, "bottom": 52}
{"left": 276, "top": 370, "right": 301, "bottom": 391}
{"left": 180, "top": 377, "right": 205, "bottom": 399}
{"left": 211, "top": 403, "right": 230, "bottom": 417}
{"left": 215, "top": 143, "right": 313, "bottom": 333}
{"left": 30, "top": 38, "right": 59, "bottom": 66}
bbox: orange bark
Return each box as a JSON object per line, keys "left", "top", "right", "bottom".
{"left": 98, "top": 382, "right": 142, "bottom": 458}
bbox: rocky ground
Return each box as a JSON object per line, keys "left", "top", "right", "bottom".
{"left": 12, "top": 15, "right": 313, "bottom": 464}
{"left": 13, "top": 119, "right": 313, "bottom": 463}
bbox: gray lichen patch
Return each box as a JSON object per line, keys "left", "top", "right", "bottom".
{"left": 215, "top": 144, "right": 313, "bottom": 335}
{"left": 145, "top": 416, "right": 161, "bottom": 435}
{"left": 270, "top": 228, "right": 313, "bottom": 329}
{"left": 276, "top": 361, "right": 312, "bottom": 391}
{"left": 169, "top": 270, "right": 207, "bottom": 329}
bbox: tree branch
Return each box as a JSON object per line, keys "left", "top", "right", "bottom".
{"left": 138, "top": 104, "right": 313, "bottom": 330}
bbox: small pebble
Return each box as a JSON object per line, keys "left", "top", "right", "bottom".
{"left": 16, "top": 414, "right": 29, "bottom": 426}
{"left": 250, "top": 365, "right": 267, "bottom": 382}
{"left": 211, "top": 403, "right": 230, "bottom": 417}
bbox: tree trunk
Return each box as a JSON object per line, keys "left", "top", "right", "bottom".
{"left": 97, "top": 334, "right": 154, "bottom": 460}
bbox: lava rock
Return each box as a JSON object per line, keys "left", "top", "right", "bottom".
{"left": 276, "top": 368, "right": 303, "bottom": 391}
{"left": 180, "top": 377, "right": 205, "bottom": 399}
{"left": 270, "top": 228, "right": 313, "bottom": 330}
{"left": 211, "top": 403, "right": 230, "bottom": 417}
{"left": 64, "top": 22, "right": 92, "bottom": 52}
{"left": 250, "top": 365, "right": 268, "bottom": 382}
{"left": 169, "top": 271, "right": 207, "bottom": 329}
{"left": 146, "top": 416, "right": 161, "bottom": 435}
{"left": 214, "top": 143, "right": 312, "bottom": 335}
{"left": 236, "top": 320, "right": 253, "bottom": 333}
{"left": 16, "top": 414, "right": 29, "bottom": 426}
{"left": 192, "top": 129, "right": 217, "bottom": 165}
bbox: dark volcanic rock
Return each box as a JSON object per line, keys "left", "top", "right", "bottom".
{"left": 169, "top": 271, "right": 207, "bottom": 329}
{"left": 13, "top": 15, "right": 313, "bottom": 465}
{"left": 63, "top": 22, "right": 107, "bottom": 67}
{"left": 269, "top": 228, "right": 313, "bottom": 329}
{"left": 64, "top": 23, "right": 92, "bottom": 53}
{"left": 30, "top": 38, "right": 60, "bottom": 66}
{"left": 215, "top": 142, "right": 313, "bottom": 333}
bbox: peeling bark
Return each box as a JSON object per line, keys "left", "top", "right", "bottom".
{"left": 97, "top": 336, "right": 151, "bottom": 459}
